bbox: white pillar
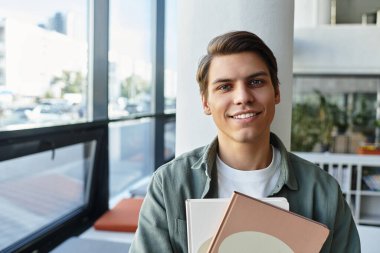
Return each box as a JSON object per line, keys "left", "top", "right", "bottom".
{"left": 295, "top": 0, "right": 331, "bottom": 27}
{"left": 317, "top": 0, "right": 332, "bottom": 25}
{"left": 176, "top": 0, "right": 294, "bottom": 155}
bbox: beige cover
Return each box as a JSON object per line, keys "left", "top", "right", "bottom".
{"left": 186, "top": 197, "right": 289, "bottom": 253}
{"left": 207, "top": 192, "right": 330, "bottom": 253}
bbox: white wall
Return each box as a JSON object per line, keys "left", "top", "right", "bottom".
{"left": 176, "top": 0, "right": 295, "bottom": 155}
{"left": 294, "top": 26, "right": 380, "bottom": 75}
{"left": 295, "top": 0, "right": 331, "bottom": 28}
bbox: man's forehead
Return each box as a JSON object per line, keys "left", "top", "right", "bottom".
{"left": 208, "top": 52, "right": 270, "bottom": 80}
{"left": 210, "top": 51, "right": 268, "bottom": 68}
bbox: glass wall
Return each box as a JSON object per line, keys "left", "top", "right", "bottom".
{"left": 108, "top": 0, "right": 176, "bottom": 199}
{"left": 0, "top": 0, "right": 176, "bottom": 251}
{"left": 109, "top": 119, "right": 154, "bottom": 197}
{"left": 0, "top": 141, "right": 96, "bottom": 251}
{"left": 108, "top": 0, "right": 153, "bottom": 118}
{"left": 164, "top": 119, "right": 176, "bottom": 160}
{"left": 164, "top": 0, "right": 177, "bottom": 112}
{"left": 0, "top": 0, "right": 88, "bottom": 130}
{"left": 291, "top": 75, "right": 380, "bottom": 153}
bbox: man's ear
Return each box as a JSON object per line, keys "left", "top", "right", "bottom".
{"left": 201, "top": 95, "right": 211, "bottom": 115}
{"left": 274, "top": 86, "right": 281, "bottom": 104}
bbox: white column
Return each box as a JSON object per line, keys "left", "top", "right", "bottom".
{"left": 176, "top": 0, "right": 294, "bottom": 155}
{"left": 295, "top": 0, "right": 331, "bottom": 27}
{"left": 317, "top": 0, "right": 332, "bottom": 25}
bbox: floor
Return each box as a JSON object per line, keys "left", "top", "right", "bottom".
{"left": 80, "top": 227, "right": 134, "bottom": 245}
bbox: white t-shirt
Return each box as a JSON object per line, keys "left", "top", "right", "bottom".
{"left": 217, "top": 146, "right": 281, "bottom": 198}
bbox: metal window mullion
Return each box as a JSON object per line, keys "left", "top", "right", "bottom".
{"left": 153, "top": 0, "right": 165, "bottom": 115}
{"left": 88, "top": 0, "right": 109, "bottom": 212}
{"left": 154, "top": 0, "right": 166, "bottom": 169}
{"left": 88, "top": 0, "right": 109, "bottom": 121}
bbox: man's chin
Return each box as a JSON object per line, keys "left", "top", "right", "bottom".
{"left": 232, "top": 131, "right": 269, "bottom": 144}
{"left": 232, "top": 135, "right": 258, "bottom": 144}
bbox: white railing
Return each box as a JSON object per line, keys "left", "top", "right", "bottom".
{"left": 295, "top": 152, "right": 380, "bottom": 225}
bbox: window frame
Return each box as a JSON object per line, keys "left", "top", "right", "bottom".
{"left": 0, "top": 122, "right": 109, "bottom": 253}
{"left": 0, "top": 0, "right": 175, "bottom": 252}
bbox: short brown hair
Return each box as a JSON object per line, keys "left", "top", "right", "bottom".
{"left": 196, "top": 31, "right": 279, "bottom": 96}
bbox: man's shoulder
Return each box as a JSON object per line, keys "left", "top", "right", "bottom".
{"left": 164, "top": 145, "right": 206, "bottom": 166}
{"left": 155, "top": 145, "right": 208, "bottom": 176}
{"left": 287, "top": 152, "right": 319, "bottom": 169}
{"left": 151, "top": 145, "right": 211, "bottom": 198}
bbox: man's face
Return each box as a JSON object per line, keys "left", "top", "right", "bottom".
{"left": 202, "top": 52, "right": 280, "bottom": 145}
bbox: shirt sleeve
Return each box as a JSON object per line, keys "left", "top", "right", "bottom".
{"left": 129, "top": 172, "right": 174, "bottom": 253}
{"left": 322, "top": 187, "right": 361, "bottom": 253}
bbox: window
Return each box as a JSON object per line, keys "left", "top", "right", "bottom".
{"left": 108, "top": 0, "right": 153, "bottom": 118}
{"left": 335, "top": 0, "right": 380, "bottom": 24}
{"left": 164, "top": 119, "right": 175, "bottom": 160}
{"left": 0, "top": 141, "right": 95, "bottom": 251}
{"left": 164, "top": 0, "right": 177, "bottom": 112}
{"left": 107, "top": 0, "right": 175, "bottom": 199}
{"left": 0, "top": 123, "right": 108, "bottom": 252}
{"left": 291, "top": 75, "right": 380, "bottom": 153}
{"left": 0, "top": 0, "right": 88, "bottom": 130}
{"left": 107, "top": 0, "right": 155, "bottom": 199}
{"left": 0, "top": 0, "right": 175, "bottom": 251}
{"left": 109, "top": 119, "right": 154, "bottom": 198}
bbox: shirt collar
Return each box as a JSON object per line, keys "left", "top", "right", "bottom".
{"left": 191, "top": 133, "right": 298, "bottom": 195}
{"left": 269, "top": 133, "right": 298, "bottom": 193}
{"left": 191, "top": 137, "right": 218, "bottom": 178}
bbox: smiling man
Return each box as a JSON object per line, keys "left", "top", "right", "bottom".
{"left": 129, "top": 31, "right": 360, "bottom": 253}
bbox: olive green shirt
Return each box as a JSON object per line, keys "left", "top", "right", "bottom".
{"left": 130, "top": 133, "right": 360, "bottom": 253}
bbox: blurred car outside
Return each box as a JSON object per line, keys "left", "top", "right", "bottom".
{"left": 25, "top": 98, "right": 81, "bottom": 123}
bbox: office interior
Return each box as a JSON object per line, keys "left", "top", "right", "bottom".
{"left": 0, "top": 0, "right": 380, "bottom": 252}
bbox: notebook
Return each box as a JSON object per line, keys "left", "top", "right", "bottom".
{"left": 186, "top": 196, "right": 289, "bottom": 253}
{"left": 207, "top": 192, "right": 329, "bottom": 253}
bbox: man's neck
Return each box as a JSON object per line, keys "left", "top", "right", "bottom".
{"left": 217, "top": 135, "right": 272, "bottom": 171}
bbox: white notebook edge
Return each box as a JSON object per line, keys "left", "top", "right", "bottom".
{"left": 185, "top": 199, "right": 192, "bottom": 253}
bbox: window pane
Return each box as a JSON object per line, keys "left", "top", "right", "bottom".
{"left": 336, "top": 0, "right": 380, "bottom": 24}
{"left": 108, "top": 0, "right": 153, "bottom": 118}
{"left": 0, "top": 1, "right": 88, "bottom": 130}
{"left": 109, "top": 119, "right": 154, "bottom": 198}
{"left": 164, "top": 119, "right": 175, "bottom": 161}
{"left": 291, "top": 76, "right": 380, "bottom": 153}
{"left": 0, "top": 141, "right": 96, "bottom": 251}
{"left": 164, "top": 0, "right": 177, "bottom": 112}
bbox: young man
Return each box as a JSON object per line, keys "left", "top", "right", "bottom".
{"left": 130, "top": 31, "right": 360, "bottom": 253}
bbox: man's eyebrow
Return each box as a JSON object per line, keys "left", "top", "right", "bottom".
{"left": 211, "top": 71, "right": 269, "bottom": 85}
{"left": 211, "top": 78, "right": 233, "bottom": 85}
{"left": 244, "top": 71, "right": 269, "bottom": 80}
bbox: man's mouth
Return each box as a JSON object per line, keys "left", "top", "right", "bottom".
{"left": 231, "top": 112, "right": 260, "bottom": 119}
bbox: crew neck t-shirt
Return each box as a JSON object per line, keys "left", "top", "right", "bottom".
{"left": 217, "top": 146, "right": 281, "bottom": 198}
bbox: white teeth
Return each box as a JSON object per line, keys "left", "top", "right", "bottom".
{"left": 233, "top": 113, "right": 257, "bottom": 119}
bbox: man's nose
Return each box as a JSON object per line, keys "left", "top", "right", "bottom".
{"left": 233, "top": 83, "right": 254, "bottom": 105}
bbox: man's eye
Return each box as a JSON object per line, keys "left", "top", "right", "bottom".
{"left": 248, "top": 79, "right": 263, "bottom": 87}
{"left": 218, "top": 84, "right": 231, "bottom": 91}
